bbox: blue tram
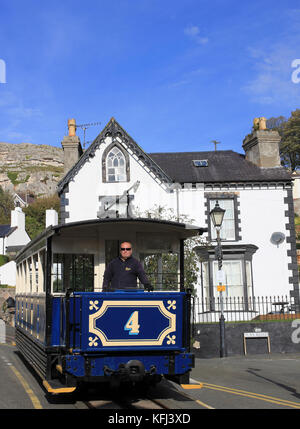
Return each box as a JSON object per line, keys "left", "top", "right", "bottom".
{"left": 15, "top": 218, "right": 205, "bottom": 393}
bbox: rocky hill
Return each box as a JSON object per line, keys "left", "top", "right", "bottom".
{"left": 0, "top": 142, "right": 64, "bottom": 197}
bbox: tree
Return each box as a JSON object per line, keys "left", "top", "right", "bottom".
{"left": 23, "top": 194, "right": 60, "bottom": 239}
{"left": 266, "top": 116, "right": 287, "bottom": 136}
{"left": 0, "top": 187, "right": 14, "bottom": 224}
{"left": 280, "top": 110, "right": 300, "bottom": 172}
{"left": 267, "top": 111, "right": 300, "bottom": 171}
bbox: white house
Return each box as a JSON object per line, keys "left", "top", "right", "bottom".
{"left": 57, "top": 117, "right": 299, "bottom": 309}
{"left": 0, "top": 207, "right": 31, "bottom": 286}
{"left": 0, "top": 207, "right": 30, "bottom": 256}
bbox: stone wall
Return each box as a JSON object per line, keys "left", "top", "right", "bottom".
{"left": 0, "top": 287, "right": 15, "bottom": 312}
{"left": 193, "top": 321, "right": 300, "bottom": 358}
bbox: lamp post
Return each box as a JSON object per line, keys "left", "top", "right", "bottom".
{"left": 210, "top": 200, "right": 226, "bottom": 358}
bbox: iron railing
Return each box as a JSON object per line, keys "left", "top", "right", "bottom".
{"left": 194, "top": 295, "right": 300, "bottom": 323}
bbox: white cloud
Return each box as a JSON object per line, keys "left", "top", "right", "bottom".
{"left": 168, "top": 79, "right": 189, "bottom": 89}
{"left": 243, "top": 43, "right": 300, "bottom": 105}
{"left": 0, "top": 90, "right": 42, "bottom": 142}
{"left": 243, "top": 9, "right": 300, "bottom": 106}
{"left": 184, "top": 25, "right": 208, "bottom": 45}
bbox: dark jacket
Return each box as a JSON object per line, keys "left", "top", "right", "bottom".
{"left": 102, "top": 256, "right": 150, "bottom": 290}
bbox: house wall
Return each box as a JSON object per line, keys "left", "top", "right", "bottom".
{"left": 62, "top": 134, "right": 296, "bottom": 298}
{"left": 0, "top": 238, "right": 6, "bottom": 255}
{"left": 6, "top": 228, "right": 30, "bottom": 249}
{"left": 65, "top": 135, "right": 174, "bottom": 223}
{"left": 0, "top": 261, "right": 16, "bottom": 286}
{"left": 176, "top": 186, "right": 291, "bottom": 297}
{"left": 239, "top": 187, "right": 290, "bottom": 296}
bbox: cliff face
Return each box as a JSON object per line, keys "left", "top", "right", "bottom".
{"left": 0, "top": 142, "right": 64, "bottom": 197}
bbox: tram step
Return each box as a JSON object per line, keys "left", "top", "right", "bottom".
{"left": 42, "top": 379, "right": 77, "bottom": 394}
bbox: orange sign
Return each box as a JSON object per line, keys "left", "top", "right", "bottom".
{"left": 217, "top": 285, "right": 226, "bottom": 292}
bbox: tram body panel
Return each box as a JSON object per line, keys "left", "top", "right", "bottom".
{"left": 15, "top": 294, "right": 47, "bottom": 344}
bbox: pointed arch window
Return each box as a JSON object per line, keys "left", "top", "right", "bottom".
{"left": 102, "top": 143, "right": 130, "bottom": 183}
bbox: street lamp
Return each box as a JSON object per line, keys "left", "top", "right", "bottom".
{"left": 210, "top": 200, "right": 226, "bottom": 357}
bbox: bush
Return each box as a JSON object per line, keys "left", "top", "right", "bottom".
{"left": 0, "top": 255, "right": 9, "bottom": 266}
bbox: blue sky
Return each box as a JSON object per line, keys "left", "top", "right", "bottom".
{"left": 0, "top": 0, "right": 300, "bottom": 154}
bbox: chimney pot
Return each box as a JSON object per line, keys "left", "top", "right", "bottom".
{"left": 68, "top": 119, "right": 76, "bottom": 137}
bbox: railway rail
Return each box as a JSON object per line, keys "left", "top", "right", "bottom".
{"left": 85, "top": 396, "right": 168, "bottom": 409}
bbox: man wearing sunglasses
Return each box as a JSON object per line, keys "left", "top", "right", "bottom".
{"left": 102, "top": 241, "right": 153, "bottom": 292}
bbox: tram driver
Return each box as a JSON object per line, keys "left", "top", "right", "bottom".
{"left": 102, "top": 241, "right": 153, "bottom": 292}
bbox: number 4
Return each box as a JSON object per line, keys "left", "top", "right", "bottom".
{"left": 124, "top": 311, "right": 140, "bottom": 335}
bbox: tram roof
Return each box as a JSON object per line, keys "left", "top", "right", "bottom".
{"left": 16, "top": 217, "right": 207, "bottom": 263}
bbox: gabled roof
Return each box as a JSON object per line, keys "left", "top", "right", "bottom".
{"left": 149, "top": 150, "right": 292, "bottom": 183}
{"left": 0, "top": 225, "right": 17, "bottom": 238}
{"left": 57, "top": 118, "right": 292, "bottom": 194}
{"left": 57, "top": 118, "right": 172, "bottom": 194}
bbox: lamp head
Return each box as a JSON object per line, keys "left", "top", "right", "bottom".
{"left": 210, "top": 201, "right": 226, "bottom": 228}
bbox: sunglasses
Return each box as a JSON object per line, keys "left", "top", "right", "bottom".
{"left": 120, "top": 248, "right": 132, "bottom": 251}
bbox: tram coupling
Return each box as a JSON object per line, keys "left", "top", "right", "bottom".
{"left": 103, "top": 360, "right": 159, "bottom": 383}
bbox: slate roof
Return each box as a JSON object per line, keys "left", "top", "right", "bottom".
{"left": 0, "top": 225, "right": 17, "bottom": 238}
{"left": 148, "top": 150, "right": 292, "bottom": 183}
{"left": 57, "top": 118, "right": 292, "bottom": 192}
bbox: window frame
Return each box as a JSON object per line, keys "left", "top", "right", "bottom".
{"left": 102, "top": 142, "right": 130, "bottom": 183}
{"left": 197, "top": 244, "right": 257, "bottom": 303}
{"left": 206, "top": 193, "right": 241, "bottom": 242}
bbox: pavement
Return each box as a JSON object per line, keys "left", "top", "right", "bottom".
{"left": 188, "top": 353, "right": 300, "bottom": 409}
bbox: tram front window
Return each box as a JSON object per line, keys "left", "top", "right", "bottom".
{"left": 52, "top": 254, "right": 94, "bottom": 293}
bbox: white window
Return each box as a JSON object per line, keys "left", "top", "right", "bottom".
{"left": 213, "top": 260, "right": 244, "bottom": 298}
{"left": 245, "top": 261, "right": 253, "bottom": 300}
{"left": 106, "top": 147, "right": 126, "bottom": 182}
{"left": 210, "top": 199, "right": 235, "bottom": 240}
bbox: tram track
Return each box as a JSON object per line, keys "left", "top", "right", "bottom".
{"left": 85, "top": 396, "right": 168, "bottom": 410}
{"left": 82, "top": 379, "right": 207, "bottom": 410}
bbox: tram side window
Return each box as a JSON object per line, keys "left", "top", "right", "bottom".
{"left": 52, "top": 254, "right": 63, "bottom": 292}
{"left": 142, "top": 252, "right": 179, "bottom": 291}
{"left": 52, "top": 254, "right": 94, "bottom": 293}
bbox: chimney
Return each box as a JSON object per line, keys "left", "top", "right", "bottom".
{"left": 61, "top": 119, "right": 83, "bottom": 174}
{"left": 46, "top": 209, "right": 58, "bottom": 228}
{"left": 11, "top": 207, "right": 25, "bottom": 230}
{"left": 242, "top": 117, "right": 281, "bottom": 168}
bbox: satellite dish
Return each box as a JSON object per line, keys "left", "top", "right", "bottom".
{"left": 270, "top": 232, "right": 285, "bottom": 247}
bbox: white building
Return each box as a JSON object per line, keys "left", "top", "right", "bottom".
{"left": 57, "top": 118, "right": 299, "bottom": 307}
{"left": 0, "top": 207, "right": 31, "bottom": 286}
{"left": 0, "top": 207, "right": 30, "bottom": 256}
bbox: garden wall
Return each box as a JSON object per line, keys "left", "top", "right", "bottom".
{"left": 193, "top": 320, "right": 300, "bottom": 358}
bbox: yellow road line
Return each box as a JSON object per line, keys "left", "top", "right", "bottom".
{"left": 195, "top": 399, "right": 215, "bottom": 409}
{"left": 10, "top": 366, "right": 43, "bottom": 409}
{"left": 179, "top": 382, "right": 214, "bottom": 409}
{"left": 199, "top": 381, "right": 300, "bottom": 409}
